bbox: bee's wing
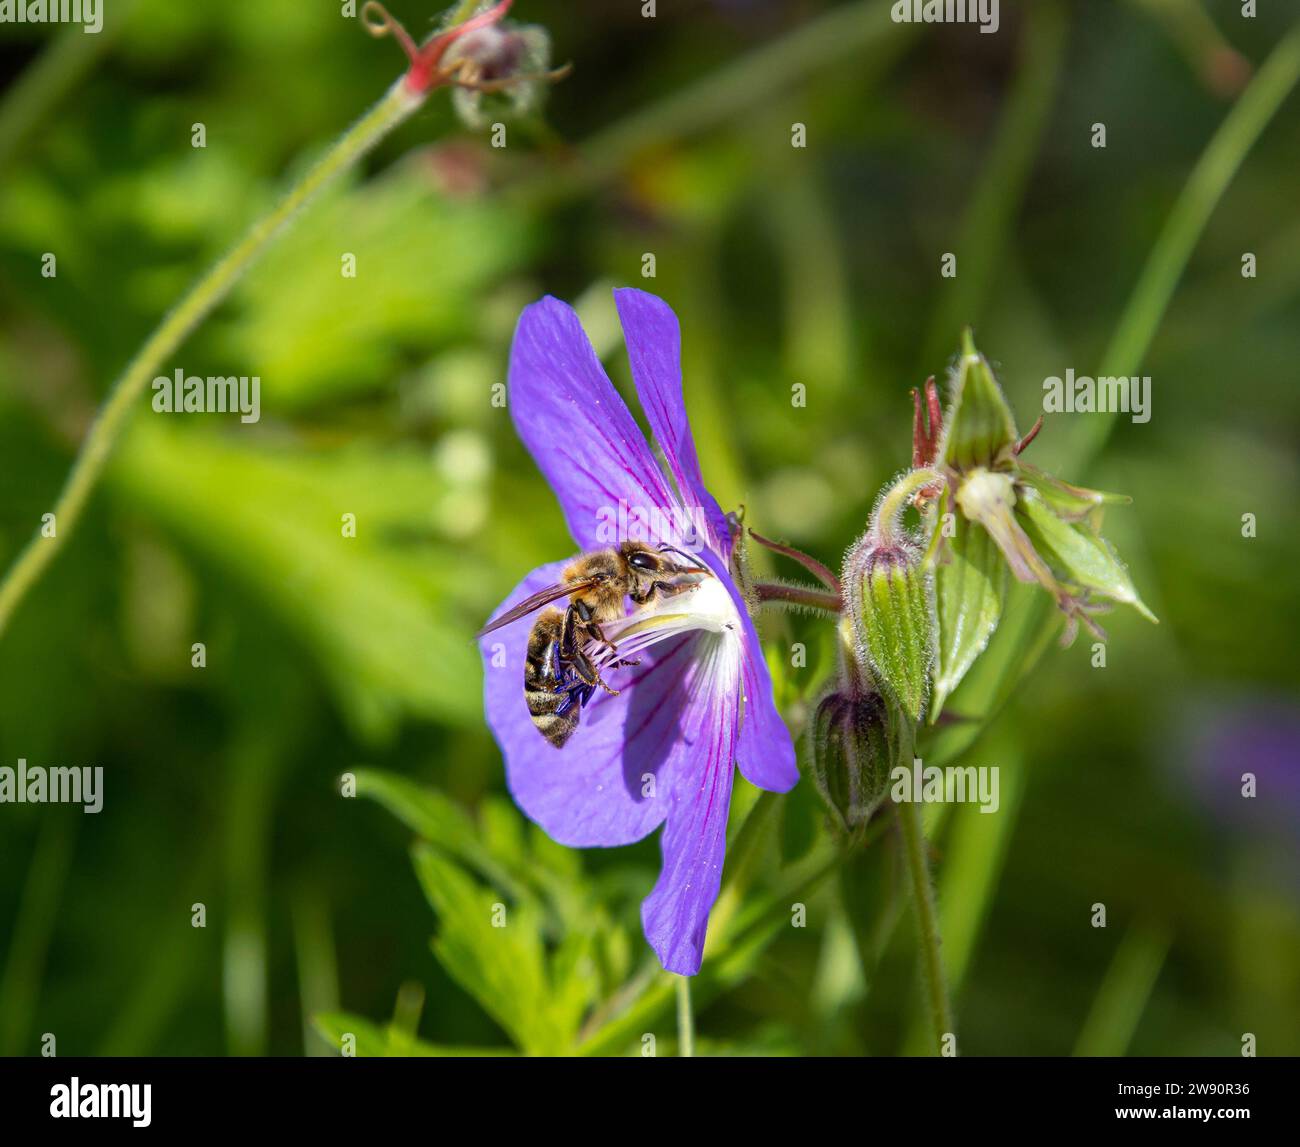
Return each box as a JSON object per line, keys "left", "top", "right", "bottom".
{"left": 475, "top": 578, "right": 603, "bottom": 638}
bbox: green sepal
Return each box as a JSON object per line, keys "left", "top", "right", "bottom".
{"left": 810, "top": 689, "right": 890, "bottom": 834}
{"left": 847, "top": 546, "right": 935, "bottom": 724}
{"left": 1017, "top": 463, "right": 1131, "bottom": 530}
{"left": 1015, "top": 487, "right": 1157, "bottom": 622}
{"left": 930, "top": 488, "right": 1006, "bottom": 722}
{"left": 940, "top": 329, "right": 1019, "bottom": 472}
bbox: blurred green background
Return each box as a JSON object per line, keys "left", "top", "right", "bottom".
{"left": 1, "top": 0, "right": 1297, "bottom": 1057}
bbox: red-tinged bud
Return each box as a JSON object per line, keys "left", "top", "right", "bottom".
{"left": 362, "top": 0, "right": 568, "bottom": 111}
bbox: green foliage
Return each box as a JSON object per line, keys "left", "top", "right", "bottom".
{"left": 113, "top": 423, "right": 487, "bottom": 740}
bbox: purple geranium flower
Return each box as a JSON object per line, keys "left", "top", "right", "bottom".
{"left": 478, "top": 288, "right": 798, "bottom": 975}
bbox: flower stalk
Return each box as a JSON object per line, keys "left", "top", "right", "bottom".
{"left": 895, "top": 763, "right": 954, "bottom": 1056}
{"left": 676, "top": 975, "right": 695, "bottom": 1058}
{"left": 753, "top": 581, "right": 842, "bottom": 614}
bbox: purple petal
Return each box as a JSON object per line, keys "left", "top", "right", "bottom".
{"left": 481, "top": 560, "right": 703, "bottom": 848}
{"left": 509, "top": 298, "right": 677, "bottom": 552}
{"left": 640, "top": 647, "right": 740, "bottom": 976}
{"left": 693, "top": 546, "right": 799, "bottom": 793}
{"left": 613, "top": 289, "right": 732, "bottom": 557}
{"left": 734, "top": 609, "right": 799, "bottom": 792}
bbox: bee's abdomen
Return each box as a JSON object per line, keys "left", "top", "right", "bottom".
{"left": 527, "top": 697, "right": 578, "bottom": 748}
{"left": 524, "top": 608, "right": 580, "bottom": 748}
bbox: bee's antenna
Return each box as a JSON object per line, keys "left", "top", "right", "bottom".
{"left": 656, "top": 542, "right": 709, "bottom": 575}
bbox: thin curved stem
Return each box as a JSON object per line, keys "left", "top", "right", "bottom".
{"left": 870, "top": 467, "right": 941, "bottom": 545}
{"left": 0, "top": 80, "right": 423, "bottom": 641}
{"left": 748, "top": 529, "right": 841, "bottom": 593}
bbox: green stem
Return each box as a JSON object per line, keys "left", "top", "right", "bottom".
{"left": 935, "top": 20, "right": 1300, "bottom": 766}
{"left": 893, "top": 719, "right": 953, "bottom": 1054}
{"left": 897, "top": 796, "right": 953, "bottom": 1056}
{"left": 676, "top": 976, "right": 694, "bottom": 1057}
{"left": 0, "top": 79, "right": 423, "bottom": 641}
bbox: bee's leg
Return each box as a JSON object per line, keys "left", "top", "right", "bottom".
{"left": 641, "top": 578, "right": 701, "bottom": 603}
{"left": 585, "top": 621, "right": 641, "bottom": 669}
{"left": 574, "top": 647, "right": 621, "bottom": 695}
{"left": 556, "top": 682, "right": 594, "bottom": 717}
{"left": 560, "top": 610, "right": 621, "bottom": 695}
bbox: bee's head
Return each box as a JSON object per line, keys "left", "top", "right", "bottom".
{"left": 623, "top": 545, "right": 662, "bottom": 573}
{"left": 619, "top": 541, "right": 708, "bottom": 580}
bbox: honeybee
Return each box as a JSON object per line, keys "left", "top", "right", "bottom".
{"left": 478, "top": 541, "right": 708, "bottom": 748}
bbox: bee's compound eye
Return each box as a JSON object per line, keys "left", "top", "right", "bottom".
{"left": 627, "top": 551, "right": 657, "bottom": 571}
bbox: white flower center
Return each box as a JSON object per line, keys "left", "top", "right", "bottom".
{"left": 592, "top": 572, "right": 742, "bottom": 666}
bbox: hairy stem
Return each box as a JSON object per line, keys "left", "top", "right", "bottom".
{"left": 0, "top": 80, "right": 423, "bottom": 641}
{"left": 748, "top": 529, "right": 841, "bottom": 592}
{"left": 871, "top": 468, "right": 941, "bottom": 545}
{"left": 754, "top": 581, "right": 842, "bottom": 614}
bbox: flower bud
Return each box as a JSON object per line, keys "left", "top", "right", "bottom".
{"left": 446, "top": 19, "right": 556, "bottom": 129}
{"left": 844, "top": 532, "right": 935, "bottom": 725}
{"left": 810, "top": 687, "right": 890, "bottom": 833}
{"left": 940, "top": 328, "right": 1019, "bottom": 473}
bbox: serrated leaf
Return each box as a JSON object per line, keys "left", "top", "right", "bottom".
{"left": 354, "top": 770, "right": 524, "bottom": 899}
{"left": 930, "top": 494, "right": 1006, "bottom": 721}
{"left": 226, "top": 172, "right": 534, "bottom": 410}
{"left": 411, "top": 845, "right": 594, "bottom": 1055}
{"left": 112, "top": 423, "right": 485, "bottom": 741}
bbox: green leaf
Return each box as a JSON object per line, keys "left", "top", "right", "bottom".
{"left": 112, "top": 423, "right": 487, "bottom": 741}
{"left": 225, "top": 172, "right": 535, "bottom": 410}
{"left": 1072, "top": 924, "right": 1171, "bottom": 1057}
{"left": 930, "top": 491, "right": 1006, "bottom": 721}
{"left": 354, "top": 770, "right": 525, "bottom": 900}
{"left": 940, "top": 329, "right": 1019, "bottom": 471}
{"left": 1015, "top": 487, "right": 1157, "bottom": 621}
{"left": 411, "top": 845, "right": 595, "bottom": 1056}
